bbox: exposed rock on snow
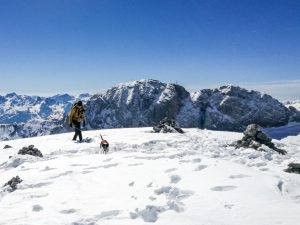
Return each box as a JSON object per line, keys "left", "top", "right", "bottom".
{"left": 234, "top": 124, "right": 287, "bottom": 155}
{"left": 3, "top": 176, "right": 23, "bottom": 192}
{"left": 285, "top": 163, "right": 300, "bottom": 174}
{"left": 153, "top": 117, "right": 184, "bottom": 133}
{"left": 18, "top": 145, "right": 43, "bottom": 157}
{"left": 3, "top": 145, "right": 12, "bottom": 149}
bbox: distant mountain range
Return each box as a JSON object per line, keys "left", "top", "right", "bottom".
{"left": 0, "top": 79, "right": 299, "bottom": 140}
{"left": 0, "top": 93, "right": 90, "bottom": 140}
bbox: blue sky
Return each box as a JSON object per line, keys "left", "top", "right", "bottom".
{"left": 0, "top": 0, "right": 299, "bottom": 100}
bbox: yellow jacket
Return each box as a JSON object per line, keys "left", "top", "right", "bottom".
{"left": 68, "top": 104, "right": 85, "bottom": 124}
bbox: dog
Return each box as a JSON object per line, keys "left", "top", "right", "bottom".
{"left": 100, "top": 134, "right": 109, "bottom": 154}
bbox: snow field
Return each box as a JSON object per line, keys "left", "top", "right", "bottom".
{"left": 0, "top": 128, "right": 300, "bottom": 225}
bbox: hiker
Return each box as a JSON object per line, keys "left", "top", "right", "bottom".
{"left": 68, "top": 100, "right": 86, "bottom": 142}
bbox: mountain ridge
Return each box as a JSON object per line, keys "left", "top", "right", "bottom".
{"left": 0, "top": 79, "right": 299, "bottom": 140}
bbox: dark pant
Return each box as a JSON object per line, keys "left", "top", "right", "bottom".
{"left": 72, "top": 120, "right": 82, "bottom": 141}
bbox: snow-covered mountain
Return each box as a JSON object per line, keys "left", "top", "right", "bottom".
{"left": 86, "top": 80, "right": 299, "bottom": 131}
{"left": 1, "top": 79, "right": 300, "bottom": 141}
{"left": 285, "top": 100, "right": 300, "bottom": 111}
{"left": 0, "top": 93, "right": 90, "bottom": 140}
{"left": 86, "top": 80, "right": 189, "bottom": 128}
{"left": 0, "top": 128, "right": 300, "bottom": 225}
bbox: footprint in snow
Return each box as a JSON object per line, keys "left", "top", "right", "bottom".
{"left": 95, "top": 210, "right": 120, "bottom": 219}
{"left": 170, "top": 175, "right": 181, "bottom": 184}
{"left": 224, "top": 204, "right": 234, "bottom": 209}
{"left": 60, "top": 209, "right": 77, "bottom": 214}
{"left": 147, "top": 182, "right": 153, "bottom": 188}
{"left": 210, "top": 186, "right": 237, "bottom": 191}
{"left": 229, "top": 174, "right": 250, "bottom": 179}
{"left": 40, "top": 166, "right": 56, "bottom": 171}
{"left": 73, "top": 210, "right": 121, "bottom": 224}
{"left": 101, "top": 163, "right": 119, "bottom": 168}
{"left": 194, "top": 165, "right": 208, "bottom": 171}
{"left": 192, "top": 158, "right": 202, "bottom": 163}
{"left": 20, "top": 182, "right": 53, "bottom": 190}
{"left": 165, "top": 168, "right": 178, "bottom": 173}
{"left": 128, "top": 163, "right": 144, "bottom": 166}
{"left": 32, "top": 205, "right": 43, "bottom": 212}
{"left": 69, "top": 164, "right": 88, "bottom": 167}
{"left": 49, "top": 171, "right": 73, "bottom": 179}
{"left": 103, "top": 158, "right": 113, "bottom": 162}
{"left": 82, "top": 170, "right": 93, "bottom": 174}
{"left": 85, "top": 163, "right": 119, "bottom": 170}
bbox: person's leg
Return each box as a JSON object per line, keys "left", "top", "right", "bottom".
{"left": 72, "top": 121, "right": 81, "bottom": 141}
{"left": 78, "top": 127, "right": 82, "bottom": 141}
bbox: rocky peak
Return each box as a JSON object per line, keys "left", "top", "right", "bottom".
{"left": 86, "top": 79, "right": 189, "bottom": 129}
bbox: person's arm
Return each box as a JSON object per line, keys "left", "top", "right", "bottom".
{"left": 68, "top": 108, "right": 75, "bottom": 125}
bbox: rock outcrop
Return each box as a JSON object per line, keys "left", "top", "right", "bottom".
{"left": 3, "top": 145, "right": 12, "bottom": 149}
{"left": 153, "top": 117, "right": 184, "bottom": 133}
{"left": 18, "top": 145, "right": 43, "bottom": 157}
{"left": 234, "top": 124, "right": 287, "bottom": 155}
{"left": 3, "top": 176, "right": 23, "bottom": 192}
{"left": 285, "top": 163, "right": 300, "bottom": 174}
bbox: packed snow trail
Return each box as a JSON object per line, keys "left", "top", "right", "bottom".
{"left": 0, "top": 128, "right": 300, "bottom": 225}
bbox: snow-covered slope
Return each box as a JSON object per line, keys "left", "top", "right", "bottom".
{"left": 0, "top": 128, "right": 300, "bottom": 225}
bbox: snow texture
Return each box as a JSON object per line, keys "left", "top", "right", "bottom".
{"left": 0, "top": 127, "right": 300, "bottom": 225}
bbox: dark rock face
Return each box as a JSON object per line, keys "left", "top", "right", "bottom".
{"left": 87, "top": 82, "right": 294, "bottom": 132}
{"left": 18, "top": 145, "right": 43, "bottom": 157}
{"left": 234, "top": 124, "right": 287, "bottom": 155}
{"left": 285, "top": 163, "right": 300, "bottom": 174}
{"left": 3, "top": 176, "right": 23, "bottom": 192}
{"left": 153, "top": 117, "right": 184, "bottom": 133}
{"left": 288, "top": 106, "right": 300, "bottom": 122}
{"left": 189, "top": 85, "right": 290, "bottom": 131}
{"left": 86, "top": 80, "right": 189, "bottom": 129}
